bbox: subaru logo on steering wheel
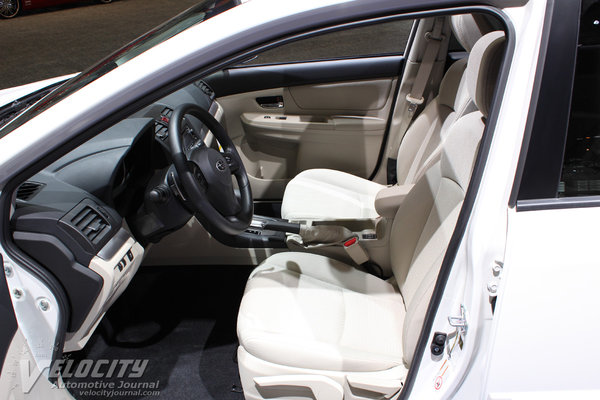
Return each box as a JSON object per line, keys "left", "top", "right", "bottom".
{"left": 216, "top": 159, "right": 227, "bottom": 172}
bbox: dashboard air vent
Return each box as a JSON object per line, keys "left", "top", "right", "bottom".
{"left": 71, "top": 206, "right": 109, "bottom": 244}
{"left": 16, "top": 181, "right": 45, "bottom": 201}
{"left": 196, "top": 80, "right": 215, "bottom": 99}
{"left": 161, "top": 107, "right": 173, "bottom": 119}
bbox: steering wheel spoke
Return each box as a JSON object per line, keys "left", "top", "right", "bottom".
{"left": 189, "top": 161, "right": 208, "bottom": 191}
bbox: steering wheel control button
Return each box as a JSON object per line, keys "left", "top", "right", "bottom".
{"left": 224, "top": 153, "right": 239, "bottom": 172}
{"left": 431, "top": 332, "right": 447, "bottom": 356}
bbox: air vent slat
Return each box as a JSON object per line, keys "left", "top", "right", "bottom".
{"left": 87, "top": 224, "right": 106, "bottom": 242}
{"left": 78, "top": 212, "right": 97, "bottom": 231}
{"left": 161, "top": 107, "right": 173, "bottom": 117}
{"left": 16, "top": 181, "right": 45, "bottom": 201}
{"left": 70, "top": 205, "right": 109, "bottom": 245}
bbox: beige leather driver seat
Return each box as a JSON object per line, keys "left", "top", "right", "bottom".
{"left": 237, "top": 31, "right": 506, "bottom": 400}
{"left": 281, "top": 14, "right": 495, "bottom": 222}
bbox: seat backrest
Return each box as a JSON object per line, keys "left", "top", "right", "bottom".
{"left": 395, "top": 14, "right": 495, "bottom": 186}
{"left": 388, "top": 31, "right": 506, "bottom": 366}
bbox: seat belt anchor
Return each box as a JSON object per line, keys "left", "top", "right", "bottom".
{"left": 425, "top": 31, "right": 445, "bottom": 42}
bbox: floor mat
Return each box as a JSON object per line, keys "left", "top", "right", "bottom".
{"left": 63, "top": 265, "right": 253, "bottom": 400}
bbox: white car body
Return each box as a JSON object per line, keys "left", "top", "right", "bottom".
{"left": 0, "top": 74, "right": 77, "bottom": 109}
{"left": 0, "top": 0, "right": 597, "bottom": 399}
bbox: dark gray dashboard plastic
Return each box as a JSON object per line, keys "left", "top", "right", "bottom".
{"left": 13, "top": 231, "right": 102, "bottom": 332}
{"left": 12, "top": 197, "right": 121, "bottom": 332}
{"left": 131, "top": 81, "right": 213, "bottom": 119}
{"left": 47, "top": 118, "right": 154, "bottom": 200}
{"left": 12, "top": 180, "right": 121, "bottom": 332}
{"left": 8, "top": 83, "right": 216, "bottom": 331}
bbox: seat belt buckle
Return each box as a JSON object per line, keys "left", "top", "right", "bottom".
{"left": 343, "top": 237, "right": 370, "bottom": 265}
{"left": 406, "top": 94, "right": 424, "bottom": 113}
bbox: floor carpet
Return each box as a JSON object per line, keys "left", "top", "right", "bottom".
{"left": 63, "top": 265, "right": 253, "bottom": 400}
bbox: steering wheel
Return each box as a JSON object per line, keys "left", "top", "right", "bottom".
{"left": 168, "top": 103, "right": 252, "bottom": 236}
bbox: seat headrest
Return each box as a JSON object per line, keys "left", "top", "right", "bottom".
{"left": 450, "top": 14, "right": 496, "bottom": 52}
{"left": 466, "top": 31, "right": 506, "bottom": 118}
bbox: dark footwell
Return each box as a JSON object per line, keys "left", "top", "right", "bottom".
{"left": 63, "top": 265, "right": 253, "bottom": 400}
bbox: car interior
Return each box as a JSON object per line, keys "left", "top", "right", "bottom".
{"left": 7, "top": 9, "right": 507, "bottom": 400}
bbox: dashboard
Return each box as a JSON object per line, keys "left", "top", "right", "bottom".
{"left": 9, "top": 80, "right": 217, "bottom": 351}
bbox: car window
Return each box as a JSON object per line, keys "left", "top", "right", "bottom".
{"left": 559, "top": 0, "right": 600, "bottom": 196}
{"left": 241, "top": 19, "right": 414, "bottom": 66}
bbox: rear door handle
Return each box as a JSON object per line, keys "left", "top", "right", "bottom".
{"left": 256, "top": 95, "right": 284, "bottom": 109}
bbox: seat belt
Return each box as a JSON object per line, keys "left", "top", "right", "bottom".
{"left": 405, "top": 16, "right": 445, "bottom": 117}
{"left": 387, "top": 17, "right": 445, "bottom": 183}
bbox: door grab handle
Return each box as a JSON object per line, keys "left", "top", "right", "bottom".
{"left": 256, "top": 96, "right": 284, "bottom": 109}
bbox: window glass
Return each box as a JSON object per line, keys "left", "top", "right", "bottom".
{"left": 0, "top": 0, "right": 241, "bottom": 137}
{"left": 242, "top": 19, "right": 414, "bottom": 66}
{"left": 559, "top": 0, "right": 600, "bottom": 196}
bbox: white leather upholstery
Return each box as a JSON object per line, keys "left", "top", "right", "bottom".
{"left": 450, "top": 14, "right": 495, "bottom": 52}
{"left": 237, "top": 31, "right": 506, "bottom": 399}
{"left": 237, "top": 252, "right": 405, "bottom": 372}
{"left": 397, "top": 111, "right": 486, "bottom": 363}
{"left": 281, "top": 14, "right": 491, "bottom": 222}
{"left": 466, "top": 31, "right": 506, "bottom": 118}
{"left": 280, "top": 169, "right": 384, "bottom": 220}
{"left": 395, "top": 58, "right": 474, "bottom": 185}
{"left": 281, "top": 60, "right": 468, "bottom": 221}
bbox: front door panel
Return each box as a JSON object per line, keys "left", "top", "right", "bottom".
{"left": 205, "top": 17, "right": 414, "bottom": 200}
{"left": 209, "top": 56, "right": 403, "bottom": 199}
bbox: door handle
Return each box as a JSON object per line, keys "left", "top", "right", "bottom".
{"left": 256, "top": 96, "right": 284, "bottom": 109}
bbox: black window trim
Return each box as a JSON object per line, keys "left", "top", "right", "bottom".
{"left": 511, "top": 0, "right": 582, "bottom": 210}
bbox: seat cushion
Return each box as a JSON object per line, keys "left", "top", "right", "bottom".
{"left": 237, "top": 252, "right": 406, "bottom": 372}
{"left": 281, "top": 169, "right": 384, "bottom": 221}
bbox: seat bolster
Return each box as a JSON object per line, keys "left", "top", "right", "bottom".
{"left": 248, "top": 252, "right": 399, "bottom": 299}
{"left": 281, "top": 169, "right": 384, "bottom": 221}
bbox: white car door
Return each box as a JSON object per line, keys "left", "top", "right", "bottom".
{"left": 485, "top": 0, "right": 600, "bottom": 396}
